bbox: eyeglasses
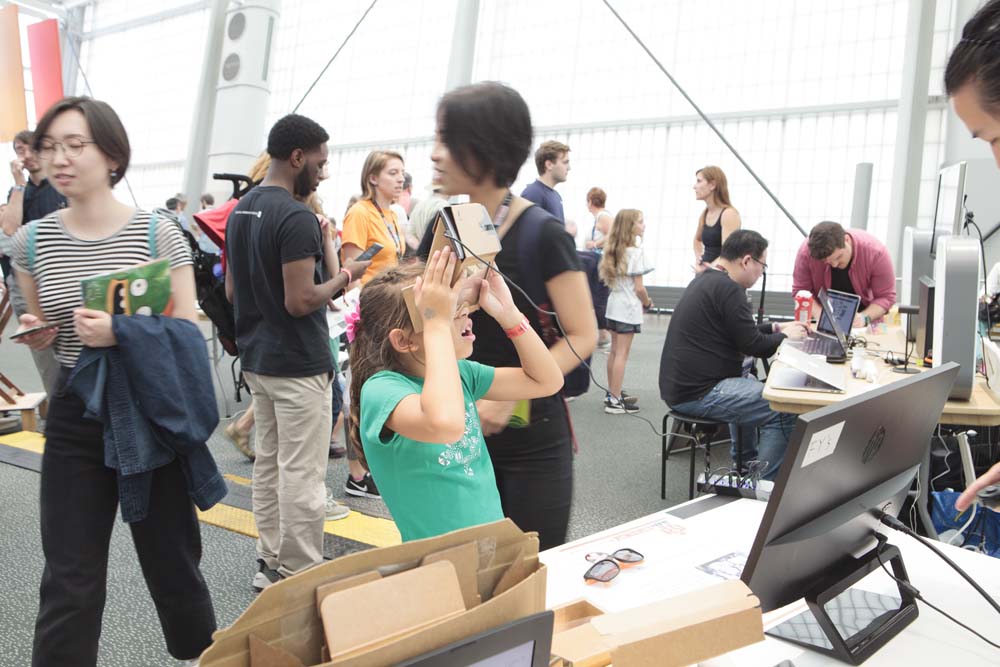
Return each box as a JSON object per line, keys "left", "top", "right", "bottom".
{"left": 37, "top": 138, "right": 97, "bottom": 160}
{"left": 583, "top": 548, "right": 644, "bottom": 583}
{"left": 750, "top": 256, "right": 768, "bottom": 271}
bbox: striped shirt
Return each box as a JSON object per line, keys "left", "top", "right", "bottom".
{"left": 9, "top": 209, "right": 192, "bottom": 367}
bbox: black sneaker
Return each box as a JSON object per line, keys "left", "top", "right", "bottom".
{"left": 604, "top": 395, "right": 639, "bottom": 414}
{"left": 345, "top": 472, "right": 381, "bottom": 499}
{"left": 252, "top": 558, "right": 282, "bottom": 592}
{"left": 620, "top": 391, "right": 639, "bottom": 407}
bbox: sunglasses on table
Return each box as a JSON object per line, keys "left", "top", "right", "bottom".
{"left": 582, "top": 548, "right": 645, "bottom": 583}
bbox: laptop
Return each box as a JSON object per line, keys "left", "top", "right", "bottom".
{"left": 395, "top": 611, "right": 553, "bottom": 667}
{"left": 788, "top": 288, "right": 857, "bottom": 357}
{"left": 821, "top": 288, "right": 862, "bottom": 337}
{"left": 770, "top": 344, "right": 847, "bottom": 393}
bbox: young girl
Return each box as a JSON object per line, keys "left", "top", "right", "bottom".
{"left": 599, "top": 209, "right": 652, "bottom": 414}
{"left": 348, "top": 247, "right": 563, "bottom": 541}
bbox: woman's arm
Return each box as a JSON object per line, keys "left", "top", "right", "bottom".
{"left": 341, "top": 242, "right": 363, "bottom": 291}
{"left": 11, "top": 269, "right": 57, "bottom": 350}
{"left": 720, "top": 208, "right": 741, "bottom": 245}
{"left": 544, "top": 270, "right": 598, "bottom": 374}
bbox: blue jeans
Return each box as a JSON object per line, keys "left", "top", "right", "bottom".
{"left": 670, "top": 377, "right": 796, "bottom": 480}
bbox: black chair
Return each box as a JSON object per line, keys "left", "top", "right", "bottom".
{"left": 661, "top": 410, "right": 733, "bottom": 500}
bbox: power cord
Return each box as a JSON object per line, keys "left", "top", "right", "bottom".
{"left": 872, "top": 535, "right": 1000, "bottom": 650}
{"left": 875, "top": 510, "right": 1000, "bottom": 615}
{"left": 443, "top": 233, "right": 674, "bottom": 437}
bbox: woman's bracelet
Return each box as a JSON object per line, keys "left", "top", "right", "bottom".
{"left": 339, "top": 266, "right": 352, "bottom": 284}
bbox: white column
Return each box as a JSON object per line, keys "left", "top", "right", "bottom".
{"left": 445, "top": 0, "right": 480, "bottom": 92}
{"left": 182, "top": 0, "right": 229, "bottom": 211}
{"left": 850, "top": 163, "right": 873, "bottom": 231}
{"left": 886, "top": 0, "right": 936, "bottom": 266}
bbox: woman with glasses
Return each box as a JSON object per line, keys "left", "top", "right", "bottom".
{"left": 341, "top": 150, "right": 406, "bottom": 287}
{"left": 9, "top": 97, "right": 216, "bottom": 666}
{"left": 418, "top": 82, "right": 597, "bottom": 550}
{"left": 692, "top": 166, "right": 741, "bottom": 273}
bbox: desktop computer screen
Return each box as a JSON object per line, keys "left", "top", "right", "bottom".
{"left": 933, "top": 162, "right": 967, "bottom": 236}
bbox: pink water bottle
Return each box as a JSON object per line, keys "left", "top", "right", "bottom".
{"left": 794, "top": 290, "right": 813, "bottom": 324}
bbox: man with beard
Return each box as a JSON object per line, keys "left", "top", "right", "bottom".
{"left": 225, "top": 114, "right": 370, "bottom": 589}
{"left": 1, "top": 130, "right": 65, "bottom": 397}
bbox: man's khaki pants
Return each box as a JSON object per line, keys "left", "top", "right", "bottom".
{"left": 244, "top": 370, "right": 332, "bottom": 578}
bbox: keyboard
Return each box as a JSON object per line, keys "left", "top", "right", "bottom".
{"left": 791, "top": 335, "right": 843, "bottom": 357}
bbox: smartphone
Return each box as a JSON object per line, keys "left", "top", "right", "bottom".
{"left": 354, "top": 243, "right": 384, "bottom": 262}
{"left": 10, "top": 323, "right": 58, "bottom": 340}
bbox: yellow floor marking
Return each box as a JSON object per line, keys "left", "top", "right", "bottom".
{"left": 224, "top": 473, "right": 252, "bottom": 485}
{"left": 0, "top": 430, "right": 45, "bottom": 454}
{"left": 1, "top": 431, "right": 400, "bottom": 547}
{"left": 198, "top": 502, "right": 400, "bottom": 547}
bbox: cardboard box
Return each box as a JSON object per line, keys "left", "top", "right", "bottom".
{"left": 403, "top": 203, "right": 501, "bottom": 332}
{"left": 550, "top": 581, "right": 763, "bottom": 667}
{"left": 199, "top": 519, "right": 546, "bottom": 667}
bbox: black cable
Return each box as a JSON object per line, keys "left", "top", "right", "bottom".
{"left": 600, "top": 0, "right": 805, "bottom": 237}
{"left": 443, "top": 234, "right": 674, "bottom": 438}
{"left": 873, "top": 540, "right": 1000, "bottom": 650}
{"left": 291, "top": 0, "right": 380, "bottom": 113}
{"left": 965, "top": 212, "right": 993, "bottom": 388}
{"left": 876, "top": 511, "right": 1000, "bottom": 615}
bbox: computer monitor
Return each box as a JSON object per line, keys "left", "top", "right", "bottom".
{"left": 741, "top": 362, "right": 959, "bottom": 663}
{"left": 396, "top": 611, "right": 554, "bottom": 667}
{"left": 817, "top": 289, "right": 861, "bottom": 336}
{"left": 915, "top": 276, "right": 935, "bottom": 360}
{"left": 930, "top": 163, "right": 967, "bottom": 252}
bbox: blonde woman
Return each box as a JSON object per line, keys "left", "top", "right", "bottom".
{"left": 692, "top": 166, "right": 741, "bottom": 272}
{"left": 342, "top": 151, "right": 405, "bottom": 286}
{"left": 599, "top": 209, "right": 651, "bottom": 414}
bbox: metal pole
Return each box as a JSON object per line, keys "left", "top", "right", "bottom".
{"left": 850, "top": 162, "right": 874, "bottom": 231}
{"left": 445, "top": 0, "right": 480, "bottom": 91}
{"left": 182, "top": 0, "right": 227, "bottom": 213}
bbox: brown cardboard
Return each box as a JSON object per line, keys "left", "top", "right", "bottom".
{"left": 314, "top": 570, "right": 382, "bottom": 610}
{"left": 403, "top": 203, "right": 502, "bottom": 333}
{"left": 249, "top": 635, "right": 305, "bottom": 667}
{"left": 320, "top": 560, "right": 465, "bottom": 660}
{"left": 492, "top": 544, "right": 530, "bottom": 597}
{"left": 421, "top": 541, "right": 482, "bottom": 609}
{"left": 552, "top": 599, "right": 607, "bottom": 633}
{"left": 198, "top": 519, "right": 546, "bottom": 667}
{"left": 551, "top": 581, "right": 763, "bottom": 667}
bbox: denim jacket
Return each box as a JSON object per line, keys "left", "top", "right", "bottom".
{"left": 68, "top": 315, "right": 227, "bottom": 522}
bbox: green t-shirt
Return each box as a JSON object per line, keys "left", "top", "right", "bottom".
{"left": 360, "top": 360, "right": 502, "bottom": 542}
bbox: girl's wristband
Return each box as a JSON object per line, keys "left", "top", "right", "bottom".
{"left": 504, "top": 316, "right": 531, "bottom": 339}
{"left": 339, "top": 267, "right": 352, "bottom": 284}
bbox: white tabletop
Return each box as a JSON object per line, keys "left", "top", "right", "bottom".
{"left": 540, "top": 496, "right": 1000, "bottom": 666}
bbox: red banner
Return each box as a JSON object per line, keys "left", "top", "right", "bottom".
{"left": 0, "top": 5, "right": 28, "bottom": 141}
{"left": 27, "top": 18, "right": 64, "bottom": 122}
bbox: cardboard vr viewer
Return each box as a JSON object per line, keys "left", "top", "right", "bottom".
{"left": 403, "top": 203, "right": 502, "bottom": 333}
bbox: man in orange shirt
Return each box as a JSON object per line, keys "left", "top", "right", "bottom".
{"left": 341, "top": 150, "right": 406, "bottom": 286}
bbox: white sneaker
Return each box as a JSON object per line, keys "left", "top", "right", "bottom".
{"left": 325, "top": 489, "right": 350, "bottom": 521}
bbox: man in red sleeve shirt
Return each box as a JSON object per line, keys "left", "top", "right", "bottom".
{"left": 792, "top": 221, "right": 896, "bottom": 327}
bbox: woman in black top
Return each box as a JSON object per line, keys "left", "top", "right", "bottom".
{"left": 692, "top": 166, "right": 741, "bottom": 272}
{"left": 422, "top": 82, "right": 597, "bottom": 549}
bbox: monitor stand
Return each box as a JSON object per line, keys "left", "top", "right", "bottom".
{"left": 766, "top": 542, "right": 917, "bottom": 665}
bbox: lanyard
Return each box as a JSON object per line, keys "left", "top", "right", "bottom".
{"left": 492, "top": 191, "right": 514, "bottom": 229}
{"left": 371, "top": 200, "right": 402, "bottom": 258}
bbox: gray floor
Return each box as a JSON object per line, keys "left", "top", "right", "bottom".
{"left": 0, "top": 313, "right": 729, "bottom": 666}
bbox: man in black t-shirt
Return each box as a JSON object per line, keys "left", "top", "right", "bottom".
{"left": 225, "top": 114, "right": 369, "bottom": 589}
{"left": 0, "top": 130, "right": 66, "bottom": 397}
{"left": 659, "top": 230, "right": 808, "bottom": 480}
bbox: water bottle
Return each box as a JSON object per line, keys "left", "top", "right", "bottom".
{"left": 794, "top": 290, "right": 813, "bottom": 324}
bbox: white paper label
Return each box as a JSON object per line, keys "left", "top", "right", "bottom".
{"left": 801, "top": 421, "right": 845, "bottom": 467}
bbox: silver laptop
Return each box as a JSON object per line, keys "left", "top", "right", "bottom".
{"left": 787, "top": 288, "right": 856, "bottom": 357}
{"left": 770, "top": 344, "right": 847, "bottom": 393}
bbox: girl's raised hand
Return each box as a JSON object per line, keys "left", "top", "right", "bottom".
{"left": 413, "top": 247, "right": 459, "bottom": 325}
{"left": 478, "top": 267, "right": 522, "bottom": 330}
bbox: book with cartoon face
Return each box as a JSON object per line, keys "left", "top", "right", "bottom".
{"left": 80, "top": 259, "right": 174, "bottom": 316}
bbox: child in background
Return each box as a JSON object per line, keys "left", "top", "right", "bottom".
{"left": 599, "top": 209, "right": 652, "bottom": 414}
{"left": 347, "top": 248, "right": 563, "bottom": 541}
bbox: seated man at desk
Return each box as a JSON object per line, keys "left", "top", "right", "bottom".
{"left": 659, "top": 230, "right": 808, "bottom": 480}
{"left": 792, "top": 221, "right": 896, "bottom": 327}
